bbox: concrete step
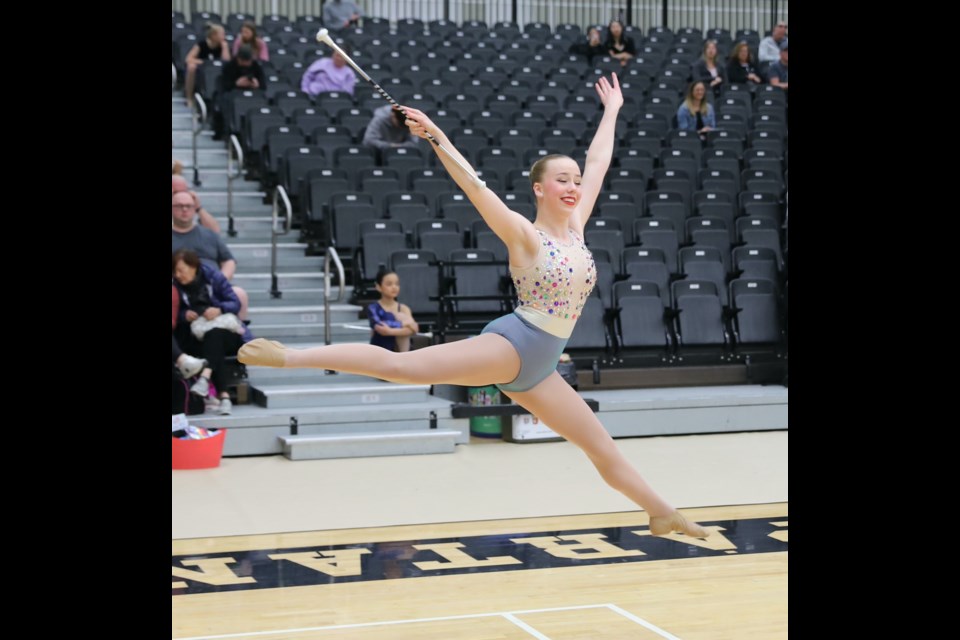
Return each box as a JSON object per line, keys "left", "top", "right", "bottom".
{"left": 252, "top": 382, "right": 432, "bottom": 409}
{"left": 215, "top": 216, "right": 304, "bottom": 241}
{"left": 244, "top": 322, "right": 359, "bottom": 339}
{"left": 242, "top": 319, "right": 367, "bottom": 341}
{"left": 245, "top": 304, "right": 359, "bottom": 325}
{"left": 193, "top": 192, "right": 270, "bottom": 213}
{"left": 172, "top": 130, "right": 224, "bottom": 149}
{"left": 246, "top": 366, "right": 376, "bottom": 385}
{"left": 229, "top": 243, "right": 322, "bottom": 269}
{"left": 280, "top": 430, "right": 459, "bottom": 460}
{"left": 181, "top": 171, "right": 262, "bottom": 191}
{"left": 171, "top": 113, "right": 197, "bottom": 131}
{"left": 192, "top": 395, "right": 458, "bottom": 427}
{"left": 592, "top": 385, "right": 789, "bottom": 438}
{"left": 240, "top": 290, "right": 361, "bottom": 310}
{"left": 186, "top": 396, "right": 468, "bottom": 456}
{"left": 244, "top": 287, "right": 329, "bottom": 305}
{"left": 232, "top": 271, "right": 329, "bottom": 291}
{"left": 175, "top": 149, "right": 230, "bottom": 166}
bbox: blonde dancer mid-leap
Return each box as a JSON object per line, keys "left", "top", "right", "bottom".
{"left": 239, "top": 73, "right": 709, "bottom": 538}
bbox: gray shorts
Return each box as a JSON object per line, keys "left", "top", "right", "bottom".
{"left": 480, "top": 312, "right": 567, "bottom": 392}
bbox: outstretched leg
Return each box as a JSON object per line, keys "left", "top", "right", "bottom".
{"left": 239, "top": 335, "right": 521, "bottom": 387}
{"left": 503, "top": 371, "right": 709, "bottom": 537}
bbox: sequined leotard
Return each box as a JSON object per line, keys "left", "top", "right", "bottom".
{"left": 511, "top": 228, "right": 597, "bottom": 339}
{"left": 480, "top": 227, "right": 596, "bottom": 392}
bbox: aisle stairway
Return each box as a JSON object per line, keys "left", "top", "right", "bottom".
{"left": 172, "top": 89, "right": 467, "bottom": 458}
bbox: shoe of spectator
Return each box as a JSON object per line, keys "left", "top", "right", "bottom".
{"left": 218, "top": 398, "right": 232, "bottom": 415}
{"left": 190, "top": 376, "right": 210, "bottom": 397}
{"left": 178, "top": 355, "right": 207, "bottom": 380}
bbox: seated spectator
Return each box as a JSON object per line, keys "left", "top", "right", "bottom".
{"left": 173, "top": 175, "right": 220, "bottom": 233}
{"left": 604, "top": 19, "right": 636, "bottom": 67}
{"left": 368, "top": 270, "right": 419, "bottom": 352}
{"left": 759, "top": 22, "right": 788, "bottom": 63}
{"left": 173, "top": 249, "right": 251, "bottom": 415}
{"left": 692, "top": 39, "right": 727, "bottom": 97}
{"left": 173, "top": 283, "right": 206, "bottom": 380}
{"left": 173, "top": 159, "right": 183, "bottom": 175}
{"left": 323, "top": 0, "right": 363, "bottom": 31}
{"left": 172, "top": 191, "right": 249, "bottom": 321}
{"left": 185, "top": 23, "right": 231, "bottom": 107}
{"left": 568, "top": 27, "right": 606, "bottom": 63}
{"left": 301, "top": 47, "right": 357, "bottom": 97}
{"left": 213, "top": 45, "right": 267, "bottom": 139}
{"left": 727, "top": 42, "right": 763, "bottom": 85}
{"left": 676, "top": 81, "right": 716, "bottom": 139}
{"left": 232, "top": 21, "right": 270, "bottom": 62}
{"left": 362, "top": 105, "right": 418, "bottom": 151}
{"left": 768, "top": 46, "right": 788, "bottom": 90}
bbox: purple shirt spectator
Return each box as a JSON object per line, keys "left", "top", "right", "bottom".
{"left": 301, "top": 56, "right": 357, "bottom": 96}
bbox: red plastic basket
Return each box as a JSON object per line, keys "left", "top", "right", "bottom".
{"left": 172, "top": 429, "right": 226, "bottom": 469}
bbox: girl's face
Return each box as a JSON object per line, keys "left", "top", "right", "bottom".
{"left": 692, "top": 83, "right": 706, "bottom": 100}
{"left": 174, "top": 260, "right": 197, "bottom": 285}
{"left": 377, "top": 273, "right": 400, "bottom": 299}
{"left": 534, "top": 158, "right": 582, "bottom": 212}
{"left": 609, "top": 21, "right": 623, "bottom": 38}
{"left": 738, "top": 46, "right": 749, "bottom": 62}
{"left": 241, "top": 26, "right": 254, "bottom": 41}
{"left": 705, "top": 42, "right": 717, "bottom": 59}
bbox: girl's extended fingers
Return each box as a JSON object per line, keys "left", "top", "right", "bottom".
{"left": 611, "top": 72, "right": 620, "bottom": 89}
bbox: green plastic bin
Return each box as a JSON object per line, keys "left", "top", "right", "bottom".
{"left": 467, "top": 385, "right": 502, "bottom": 437}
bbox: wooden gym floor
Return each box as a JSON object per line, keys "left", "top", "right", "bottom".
{"left": 173, "top": 503, "right": 787, "bottom": 639}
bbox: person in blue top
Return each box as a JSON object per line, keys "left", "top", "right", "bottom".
{"left": 676, "top": 81, "right": 716, "bottom": 139}
{"left": 240, "top": 72, "right": 709, "bottom": 539}
{"left": 368, "top": 270, "right": 419, "bottom": 352}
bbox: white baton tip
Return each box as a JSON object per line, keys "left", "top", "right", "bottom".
{"left": 316, "top": 28, "right": 328, "bottom": 41}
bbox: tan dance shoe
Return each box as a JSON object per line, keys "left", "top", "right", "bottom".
{"left": 238, "top": 338, "right": 288, "bottom": 368}
{"left": 649, "top": 511, "right": 710, "bottom": 538}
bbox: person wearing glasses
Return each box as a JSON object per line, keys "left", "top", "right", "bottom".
{"left": 171, "top": 190, "right": 249, "bottom": 323}
{"left": 759, "top": 22, "right": 788, "bottom": 63}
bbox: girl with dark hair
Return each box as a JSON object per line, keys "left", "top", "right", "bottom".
{"left": 368, "top": 270, "right": 419, "bottom": 352}
{"left": 603, "top": 20, "right": 636, "bottom": 67}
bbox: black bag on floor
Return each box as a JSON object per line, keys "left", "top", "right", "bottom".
{"left": 172, "top": 367, "right": 206, "bottom": 415}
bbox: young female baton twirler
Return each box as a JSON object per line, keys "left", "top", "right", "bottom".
{"left": 240, "top": 72, "right": 709, "bottom": 538}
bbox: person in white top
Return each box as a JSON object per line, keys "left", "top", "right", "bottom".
{"left": 759, "top": 21, "right": 788, "bottom": 63}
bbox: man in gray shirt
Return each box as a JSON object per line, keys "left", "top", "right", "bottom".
{"left": 759, "top": 22, "right": 788, "bottom": 63}
{"left": 362, "top": 105, "right": 419, "bottom": 151}
{"left": 172, "top": 190, "right": 249, "bottom": 320}
{"left": 323, "top": 0, "right": 363, "bottom": 31}
{"left": 768, "top": 46, "right": 788, "bottom": 90}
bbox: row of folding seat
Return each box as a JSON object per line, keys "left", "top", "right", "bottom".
{"left": 375, "top": 242, "right": 783, "bottom": 351}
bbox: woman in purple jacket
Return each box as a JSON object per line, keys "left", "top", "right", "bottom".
{"left": 172, "top": 249, "right": 250, "bottom": 415}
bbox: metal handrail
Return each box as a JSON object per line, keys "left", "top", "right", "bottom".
{"left": 191, "top": 94, "right": 207, "bottom": 187}
{"left": 171, "top": 63, "right": 177, "bottom": 90}
{"left": 270, "top": 185, "right": 292, "bottom": 299}
{"left": 323, "top": 247, "right": 346, "bottom": 346}
{"left": 226, "top": 134, "right": 244, "bottom": 238}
